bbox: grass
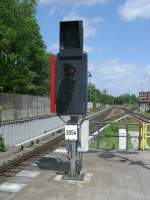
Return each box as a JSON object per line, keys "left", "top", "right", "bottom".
{"left": 90, "top": 124, "right": 119, "bottom": 150}
{"left": 118, "top": 124, "right": 139, "bottom": 131}
{"left": 147, "top": 137, "right": 150, "bottom": 147}
{"left": 89, "top": 124, "right": 141, "bottom": 150}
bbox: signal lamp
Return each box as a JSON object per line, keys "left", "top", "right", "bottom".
{"left": 63, "top": 64, "right": 76, "bottom": 76}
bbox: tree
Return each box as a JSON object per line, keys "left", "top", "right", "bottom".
{"left": 113, "top": 94, "right": 138, "bottom": 105}
{"left": 0, "top": 0, "right": 49, "bottom": 95}
{"left": 88, "top": 83, "right": 101, "bottom": 106}
{"left": 88, "top": 83, "right": 138, "bottom": 106}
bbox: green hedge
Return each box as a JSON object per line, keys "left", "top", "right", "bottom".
{"left": 0, "top": 135, "right": 5, "bottom": 152}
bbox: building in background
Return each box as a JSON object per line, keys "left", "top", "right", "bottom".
{"left": 139, "top": 92, "right": 150, "bottom": 112}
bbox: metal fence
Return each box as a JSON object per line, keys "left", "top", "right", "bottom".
{"left": 89, "top": 122, "right": 150, "bottom": 151}
{"left": 0, "top": 93, "right": 50, "bottom": 122}
{"left": 0, "top": 115, "right": 69, "bottom": 146}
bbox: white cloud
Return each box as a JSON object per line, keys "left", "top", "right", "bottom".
{"left": 63, "top": 13, "right": 103, "bottom": 38}
{"left": 144, "top": 64, "right": 150, "bottom": 76}
{"left": 98, "top": 59, "right": 136, "bottom": 80}
{"left": 90, "top": 59, "right": 142, "bottom": 95}
{"left": 39, "top": 0, "right": 109, "bottom": 6}
{"left": 84, "top": 45, "right": 95, "bottom": 53}
{"left": 119, "top": 0, "right": 150, "bottom": 21}
{"left": 91, "top": 59, "right": 150, "bottom": 95}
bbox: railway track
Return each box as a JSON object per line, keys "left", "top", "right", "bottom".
{"left": 89, "top": 106, "right": 126, "bottom": 133}
{"left": 0, "top": 133, "right": 65, "bottom": 183}
{"left": 121, "top": 107, "right": 150, "bottom": 123}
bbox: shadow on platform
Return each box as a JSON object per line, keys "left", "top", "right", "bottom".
{"left": 36, "top": 156, "right": 70, "bottom": 173}
{"left": 98, "top": 151, "right": 150, "bottom": 170}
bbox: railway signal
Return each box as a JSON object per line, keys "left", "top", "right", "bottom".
{"left": 59, "top": 20, "right": 83, "bottom": 55}
{"left": 56, "top": 54, "right": 87, "bottom": 115}
{"left": 51, "top": 20, "right": 89, "bottom": 179}
{"left": 56, "top": 20, "right": 88, "bottom": 115}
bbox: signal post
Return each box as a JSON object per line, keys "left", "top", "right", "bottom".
{"left": 51, "top": 20, "right": 88, "bottom": 178}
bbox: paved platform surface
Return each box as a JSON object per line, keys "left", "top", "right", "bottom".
{"left": 7, "top": 150, "right": 150, "bottom": 200}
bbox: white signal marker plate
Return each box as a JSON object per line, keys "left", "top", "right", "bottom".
{"left": 65, "top": 125, "right": 78, "bottom": 140}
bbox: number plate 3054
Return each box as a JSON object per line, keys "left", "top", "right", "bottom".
{"left": 65, "top": 125, "right": 78, "bottom": 140}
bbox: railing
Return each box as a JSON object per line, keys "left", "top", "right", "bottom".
{"left": 140, "top": 123, "right": 150, "bottom": 150}
{"left": 0, "top": 110, "right": 102, "bottom": 147}
{"left": 89, "top": 122, "right": 150, "bottom": 151}
{"left": 0, "top": 115, "right": 69, "bottom": 146}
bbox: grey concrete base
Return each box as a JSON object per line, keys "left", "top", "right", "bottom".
{"left": 62, "top": 172, "right": 93, "bottom": 183}
{"left": 63, "top": 172, "right": 85, "bottom": 181}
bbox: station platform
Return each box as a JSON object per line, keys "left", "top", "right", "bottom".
{"left": 2, "top": 150, "right": 150, "bottom": 200}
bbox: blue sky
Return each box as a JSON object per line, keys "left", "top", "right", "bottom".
{"left": 36, "top": 0, "right": 150, "bottom": 96}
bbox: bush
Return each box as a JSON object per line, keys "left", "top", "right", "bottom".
{"left": 0, "top": 135, "right": 5, "bottom": 152}
{"left": 0, "top": 106, "right": 2, "bottom": 122}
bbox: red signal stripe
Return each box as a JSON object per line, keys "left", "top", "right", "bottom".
{"left": 50, "top": 54, "right": 56, "bottom": 113}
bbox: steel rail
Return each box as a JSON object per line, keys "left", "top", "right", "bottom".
{"left": 0, "top": 134, "right": 64, "bottom": 176}
{"left": 122, "top": 108, "right": 150, "bottom": 123}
